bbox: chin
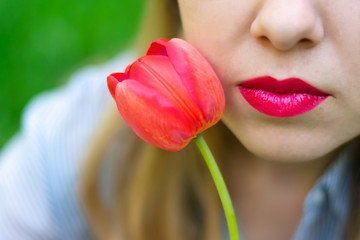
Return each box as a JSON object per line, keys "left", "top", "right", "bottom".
{"left": 239, "top": 135, "right": 334, "bottom": 163}
{"left": 223, "top": 119, "right": 344, "bottom": 163}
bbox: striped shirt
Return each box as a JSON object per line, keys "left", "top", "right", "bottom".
{"left": 0, "top": 52, "right": 356, "bottom": 240}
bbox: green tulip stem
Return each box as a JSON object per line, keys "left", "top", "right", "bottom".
{"left": 194, "top": 134, "right": 240, "bottom": 240}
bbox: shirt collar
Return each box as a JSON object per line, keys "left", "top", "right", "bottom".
{"left": 304, "top": 140, "right": 358, "bottom": 223}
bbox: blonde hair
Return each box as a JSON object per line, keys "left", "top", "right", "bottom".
{"left": 80, "top": 0, "right": 360, "bottom": 239}
{"left": 80, "top": 113, "right": 231, "bottom": 240}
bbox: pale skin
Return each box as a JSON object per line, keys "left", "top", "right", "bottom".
{"left": 177, "top": 0, "right": 360, "bottom": 239}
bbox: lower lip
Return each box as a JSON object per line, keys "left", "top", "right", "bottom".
{"left": 238, "top": 86, "right": 329, "bottom": 117}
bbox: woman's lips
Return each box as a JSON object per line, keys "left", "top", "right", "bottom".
{"left": 238, "top": 76, "right": 330, "bottom": 117}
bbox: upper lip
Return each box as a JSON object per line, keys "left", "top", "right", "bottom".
{"left": 239, "top": 76, "right": 330, "bottom": 96}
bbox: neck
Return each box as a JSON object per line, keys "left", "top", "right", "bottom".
{"left": 226, "top": 142, "right": 341, "bottom": 197}
{"left": 224, "top": 143, "right": 342, "bottom": 240}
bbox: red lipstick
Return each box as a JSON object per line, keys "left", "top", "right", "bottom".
{"left": 238, "top": 76, "right": 330, "bottom": 117}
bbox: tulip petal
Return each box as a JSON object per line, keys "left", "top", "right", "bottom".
{"left": 146, "top": 38, "right": 169, "bottom": 56}
{"left": 115, "top": 79, "right": 196, "bottom": 151}
{"left": 107, "top": 72, "right": 129, "bottom": 99}
{"left": 166, "top": 38, "right": 225, "bottom": 124}
{"left": 128, "top": 55, "right": 205, "bottom": 130}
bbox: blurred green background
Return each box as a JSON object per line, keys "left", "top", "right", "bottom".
{"left": 0, "top": 0, "right": 144, "bottom": 149}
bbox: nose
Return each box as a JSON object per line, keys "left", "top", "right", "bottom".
{"left": 250, "top": 0, "right": 324, "bottom": 51}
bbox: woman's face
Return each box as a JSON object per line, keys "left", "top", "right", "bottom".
{"left": 178, "top": 0, "right": 360, "bottom": 162}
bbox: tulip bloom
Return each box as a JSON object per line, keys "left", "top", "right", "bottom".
{"left": 107, "top": 38, "right": 225, "bottom": 151}
{"left": 107, "top": 38, "right": 239, "bottom": 240}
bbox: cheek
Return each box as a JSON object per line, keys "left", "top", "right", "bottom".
{"left": 178, "top": 0, "right": 255, "bottom": 68}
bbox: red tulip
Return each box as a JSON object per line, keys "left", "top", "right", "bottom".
{"left": 107, "top": 38, "right": 225, "bottom": 151}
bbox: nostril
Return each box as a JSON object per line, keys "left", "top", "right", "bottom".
{"left": 298, "top": 38, "right": 316, "bottom": 49}
{"left": 255, "top": 35, "right": 271, "bottom": 46}
{"left": 259, "top": 36, "right": 268, "bottom": 41}
{"left": 254, "top": 35, "right": 316, "bottom": 51}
